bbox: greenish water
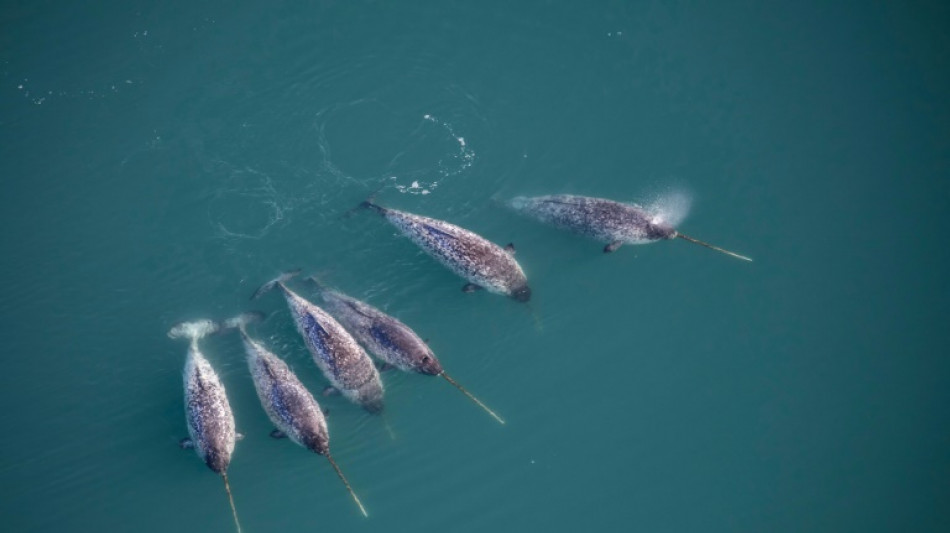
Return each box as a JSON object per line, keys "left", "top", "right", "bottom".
{"left": 2, "top": 1, "right": 948, "bottom": 531}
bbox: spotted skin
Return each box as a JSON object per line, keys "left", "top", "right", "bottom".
{"left": 238, "top": 330, "right": 329, "bottom": 453}
{"left": 318, "top": 287, "right": 443, "bottom": 376}
{"left": 508, "top": 194, "right": 677, "bottom": 245}
{"left": 182, "top": 342, "right": 236, "bottom": 474}
{"left": 279, "top": 284, "right": 384, "bottom": 414}
{"left": 366, "top": 202, "right": 530, "bottom": 301}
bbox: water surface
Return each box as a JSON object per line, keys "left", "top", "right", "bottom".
{"left": 1, "top": 2, "right": 948, "bottom": 532}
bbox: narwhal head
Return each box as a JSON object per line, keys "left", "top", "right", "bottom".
{"left": 202, "top": 447, "right": 231, "bottom": 475}
{"left": 302, "top": 430, "right": 330, "bottom": 456}
{"left": 646, "top": 222, "right": 677, "bottom": 241}
{"left": 357, "top": 385, "right": 385, "bottom": 415}
{"left": 510, "top": 284, "right": 532, "bottom": 303}
{"left": 644, "top": 191, "right": 691, "bottom": 241}
{"left": 417, "top": 351, "right": 443, "bottom": 376}
{"left": 362, "top": 398, "right": 385, "bottom": 415}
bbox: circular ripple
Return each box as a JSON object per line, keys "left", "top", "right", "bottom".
{"left": 207, "top": 164, "right": 285, "bottom": 239}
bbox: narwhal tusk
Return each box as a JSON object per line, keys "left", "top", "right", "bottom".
{"left": 441, "top": 372, "right": 506, "bottom": 425}
{"left": 676, "top": 233, "right": 753, "bottom": 262}
{"left": 221, "top": 472, "right": 243, "bottom": 533}
{"left": 326, "top": 453, "right": 369, "bottom": 518}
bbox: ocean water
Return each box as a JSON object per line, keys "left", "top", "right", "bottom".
{"left": 2, "top": 1, "right": 948, "bottom": 531}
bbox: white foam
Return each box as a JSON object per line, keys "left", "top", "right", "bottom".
{"left": 647, "top": 190, "right": 693, "bottom": 227}
{"left": 389, "top": 113, "right": 476, "bottom": 195}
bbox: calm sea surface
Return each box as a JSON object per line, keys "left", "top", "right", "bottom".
{"left": 2, "top": 2, "right": 948, "bottom": 532}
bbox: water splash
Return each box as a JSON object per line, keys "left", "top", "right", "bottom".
{"left": 646, "top": 189, "right": 693, "bottom": 227}
{"left": 422, "top": 113, "right": 476, "bottom": 178}
{"left": 389, "top": 113, "right": 476, "bottom": 195}
{"left": 391, "top": 177, "right": 435, "bottom": 195}
{"left": 312, "top": 102, "right": 478, "bottom": 197}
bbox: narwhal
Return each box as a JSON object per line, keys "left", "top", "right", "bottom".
{"left": 308, "top": 278, "right": 505, "bottom": 424}
{"left": 253, "top": 271, "right": 385, "bottom": 414}
{"left": 507, "top": 194, "right": 752, "bottom": 261}
{"left": 168, "top": 319, "right": 243, "bottom": 533}
{"left": 358, "top": 200, "right": 532, "bottom": 301}
{"left": 223, "top": 313, "right": 369, "bottom": 517}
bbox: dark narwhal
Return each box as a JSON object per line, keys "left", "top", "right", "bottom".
{"left": 358, "top": 200, "right": 532, "bottom": 301}
{"left": 309, "top": 278, "right": 505, "bottom": 424}
{"left": 168, "top": 320, "right": 243, "bottom": 533}
{"left": 508, "top": 194, "right": 752, "bottom": 261}
{"left": 253, "top": 270, "right": 385, "bottom": 414}
{"left": 224, "top": 313, "right": 368, "bottom": 517}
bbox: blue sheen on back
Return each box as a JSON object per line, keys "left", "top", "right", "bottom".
{"left": 301, "top": 312, "right": 339, "bottom": 376}
{"left": 369, "top": 324, "right": 400, "bottom": 353}
{"left": 421, "top": 223, "right": 457, "bottom": 249}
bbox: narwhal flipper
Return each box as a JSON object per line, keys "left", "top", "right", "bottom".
{"left": 604, "top": 241, "right": 623, "bottom": 253}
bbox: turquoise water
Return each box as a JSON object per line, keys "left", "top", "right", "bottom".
{"left": 2, "top": 1, "right": 949, "bottom": 531}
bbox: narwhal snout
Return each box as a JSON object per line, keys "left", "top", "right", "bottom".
{"left": 362, "top": 398, "right": 385, "bottom": 415}
{"left": 511, "top": 285, "right": 532, "bottom": 303}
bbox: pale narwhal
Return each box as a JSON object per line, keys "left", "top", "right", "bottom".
{"left": 168, "top": 319, "right": 243, "bottom": 533}
{"left": 253, "top": 270, "right": 385, "bottom": 414}
{"left": 508, "top": 194, "right": 752, "bottom": 261}
{"left": 358, "top": 200, "right": 532, "bottom": 301}
{"left": 223, "top": 313, "right": 369, "bottom": 517}
{"left": 308, "top": 278, "right": 505, "bottom": 424}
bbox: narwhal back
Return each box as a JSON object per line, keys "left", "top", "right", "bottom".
{"left": 282, "top": 287, "right": 385, "bottom": 413}
{"left": 319, "top": 288, "right": 442, "bottom": 375}
{"left": 170, "top": 320, "right": 237, "bottom": 474}
{"left": 240, "top": 331, "right": 330, "bottom": 453}
{"left": 382, "top": 207, "right": 528, "bottom": 296}
{"left": 509, "top": 195, "right": 673, "bottom": 244}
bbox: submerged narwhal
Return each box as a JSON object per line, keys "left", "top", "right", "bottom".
{"left": 224, "top": 313, "right": 368, "bottom": 517}
{"left": 358, "top": 200, "right": 532, "bottom": 301}
{"left": 168, "top": 319, "right": 243, "bottom": 533}
{"left": 508, "top": 194, "right": 752, "bottom": 261}
{"left": 253, "top": 270, "right": 385, "bottom": 414}
{"left": 308, "top": 278, "right": 505, "bottom": 424}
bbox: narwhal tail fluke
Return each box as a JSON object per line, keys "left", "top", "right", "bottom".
{"left": 441, "top": 372, "right": 506, "bottom": 425}
{"left": 344, "top": 186, "right": 387, "bottom": 218}
{"left": 167, "top": 319, "right": 220, "bottom": 341}
{"left": 222, "top": 312, "right": 266, "bottom": 332}
{"left": 358, "top": 199, "right": 385, "bottom": 215}
{"left": 251, "top": 269, "right": 302, "bottom": 300}
{"left": 359, "top": 184, "right": 390, "bottom": 215}
{"left": 326, "top": 453, "right": 369, "bottom": 518}
{"left": 221, "top": 472, "right": 243, "bottom": 533}
{"left": 676, "top": 233, "right": 753, "bottom": 262}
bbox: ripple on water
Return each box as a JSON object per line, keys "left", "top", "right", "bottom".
{"left": 206, "top": 163, "right": 287, "bottom": 240}
{"left": 312, "top": 98, "right": 481, "bottom": 197}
